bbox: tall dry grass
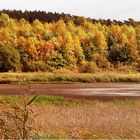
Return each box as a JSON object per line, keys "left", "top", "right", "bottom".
{"left": 1, "top": 71, "right": 140, "bottom": 83}
{"left": 0, "top": 96, "right": 140, "bottom": 138}
{"left": 33, "top": 101, "right": 140, "bottom": 139}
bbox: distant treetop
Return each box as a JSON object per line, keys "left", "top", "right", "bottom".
{"left": 0, "top": 9, "right": 139, "bottom": 26}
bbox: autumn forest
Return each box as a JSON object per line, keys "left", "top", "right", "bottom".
{"left": 0, "top": 10, "right": 140, "bottom": 73}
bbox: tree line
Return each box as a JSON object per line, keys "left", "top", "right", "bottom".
{"left": 1, "top": 10, "right": 140, "bottom": 26}
{"left": 0, "top": 10, "right": 140, "bottom": 73}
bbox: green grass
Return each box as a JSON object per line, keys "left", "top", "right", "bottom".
{"left": 36, "top": 133, "right": 66, "bottom": 139}
{"left": 0, "top": 95, "right": 139, "bottom": 106}
{"left": 33, "top": 95, "right": 78, "bottom": 106}
{"left": 113, "top": 99, "right": 137, "bottom": 105}
{"left": 0, "top": 95, "right": 96, "bottom": 106}
{"left": 0, "top": 72, "right": 140, "bottom": 83}
{"left": 41, "top": 132, "right": 107, "bottom": 139}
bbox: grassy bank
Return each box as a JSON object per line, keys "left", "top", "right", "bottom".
{"left": 0, "top": 72, "right": 140, "bottom": 83}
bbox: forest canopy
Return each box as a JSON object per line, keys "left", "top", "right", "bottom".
{"left": 0, "top": 10, "right": 140, "bottom": 72}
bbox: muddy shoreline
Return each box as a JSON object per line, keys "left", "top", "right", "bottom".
{"left": 0, "top": 83, "right": 140, "bottom": 100}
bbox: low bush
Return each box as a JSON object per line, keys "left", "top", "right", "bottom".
{"left": 92, "top": 53, "right": 110, "bottom": 69}
{"left": 0, "top": 43, "right": 20, "bottom": 72}
{"left": 82, "top": 62, "right": 98, "bottom": 73}
{"left": 23, "top": 61, "right": 54, "bottom": 72}
{"left": 108, "top": 44, "right": 132, "bottom": 63}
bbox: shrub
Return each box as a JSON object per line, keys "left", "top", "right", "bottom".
{"left": 92, "top": 53, "right": 110, "bottom": 69}
{"left": 82, "top": 62, "right": 98, "bottom": 73}
{"left": 17, "top": 45, "right": 29, "bottom": 71}
{"left": 23, "top": 61, "right": 53, "bottom": 72}
{"left": 82, "top": 43, "right": 98, "bottom": 61}
{"left": 0, "top": 43, "right": 20, "bottom": 72}
{"left": 47, "top": 52, "right": 68, "bottom": 69}
{"left": 108, "top": 44, "right": 132, "bottom": 63}
{"left": 0, "top": 80, "right": 37, "bottom": 139}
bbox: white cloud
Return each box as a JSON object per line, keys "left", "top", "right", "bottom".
{"left": 0, "top": 0, "right": 139, "bottom": 20}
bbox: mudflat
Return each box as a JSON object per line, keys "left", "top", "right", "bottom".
{"left": 0, "top": 83, "right": 140, "bottom": 100}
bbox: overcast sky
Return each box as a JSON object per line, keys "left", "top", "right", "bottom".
{"left": 0, "top": 0, "right": 139, "bottom": 20}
